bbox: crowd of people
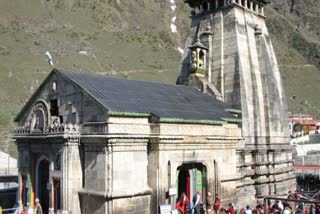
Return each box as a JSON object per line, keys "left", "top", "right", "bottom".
{"left": 175, "top": 191, "right": 320, "bottom": 214}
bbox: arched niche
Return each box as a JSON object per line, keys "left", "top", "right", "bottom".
{"left": 26, "top": 100, "right": 50, "bottom": 133}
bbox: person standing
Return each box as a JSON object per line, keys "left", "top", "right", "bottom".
{"left": 34, "top": 198, "right": 43, "bottom": 214}
{"left": 176, "top": 192, "right": 189, "bottom": 214}
{"left": 214, "top": 194, "right": 221, "bottom": 214}
{"left": 245, "top": 205, "right": 252, "bottom": 214}
{"left": 206, "top": 192, "right": 214, "bottom": 214}
{"left": 227, "top": 203, "right": 235, "bottom": 214}
{"left": 315, "top": 204, "right": 320, "bottom": 214}
{"left": 310, "top": 204, "right": 316, "bottom": 214}
{"left": 192, "top": 191, "right": 201, "bottom": 214}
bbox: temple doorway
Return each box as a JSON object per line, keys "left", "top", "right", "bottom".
{"left": 177, "top": 163, "right": 207, "bottom": 205}
{"left": 36, "top": 156, "right": 50, "bottom": 214}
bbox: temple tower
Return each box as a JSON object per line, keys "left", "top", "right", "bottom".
{"left": 177, "top": 0, "right": 296, "bottom": 203}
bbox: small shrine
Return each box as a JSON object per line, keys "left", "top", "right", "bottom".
{"left": 189, "top": 38, "right": 208, "bottom": 78}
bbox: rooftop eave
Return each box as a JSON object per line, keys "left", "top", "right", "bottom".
{"left": 221, "top": 117, "right": 242, "bottom": 124}
{"left": 189, "top": 42, "right": 208, "bottom": 50}
{"left": 184, "top": 0, "right": 270, "bottom": 7}
{"left": 159, "top": 118, "right": 227, "bottom": 125}
{"left": 225, "top": 108, "right": 242, "bottom": 114}
{"left": 108, "top": 111, "right": 150, "bottom": 118}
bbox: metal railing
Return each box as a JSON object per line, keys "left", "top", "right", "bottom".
{"left": 0, "top": 168, "right": 18, "bottom": 176}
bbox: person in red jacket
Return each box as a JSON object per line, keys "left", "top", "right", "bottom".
{"left": 227, "top": 203, "right": 235, "bottom": 214}
{"left": 176, "top": 192, "right": 189, "bottom": 214}
{"left": 214, "top": 194, "right": 221, "bottom": 214}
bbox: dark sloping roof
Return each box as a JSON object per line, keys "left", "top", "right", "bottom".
{"left": 56, "top": 69, "right": 238, "bottom": 123}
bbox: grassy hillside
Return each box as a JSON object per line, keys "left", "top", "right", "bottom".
{"left": 0, "top": 0, "right": 319, "bottom": 157}
{"left": 267, "top": 0, "right": 320, "bottom": 117}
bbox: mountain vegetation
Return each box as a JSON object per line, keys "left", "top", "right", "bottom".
{"left": 0, "top": 0, "right": 319, "bottom": 157}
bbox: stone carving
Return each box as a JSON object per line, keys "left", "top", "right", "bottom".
{"left": 26, "top": 100, "right": 50, "bottom": 133}
{"left": 14, "top": 123, "right": 80, "bottom": 135}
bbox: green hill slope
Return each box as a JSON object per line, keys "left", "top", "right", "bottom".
{"left": 267, "top": 0, "right": 320, "bottom": 117}
{"left": 0, "top": 0, "right": 319, "bottom": 157}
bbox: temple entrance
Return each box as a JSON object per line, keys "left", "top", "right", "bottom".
{"left": 36, "top": 157, "right": 50, "bottom": 214}
{"left": 177, "top": 163, "right": 207, "bottom": 206}
{"left": 178, "top": 169, "right": 190, "bottom": 200}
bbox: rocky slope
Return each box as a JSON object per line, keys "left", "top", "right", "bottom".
{"left": 0, "top": 0, "right": 319, "bottom": 156}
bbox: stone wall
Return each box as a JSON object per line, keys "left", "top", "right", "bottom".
{"left": 15, "top": 138, "right": 82, "bottom": 213}
{"left": 63, "top": 140, "right": 82, "bottom": 213}
{"left": 148, "top": 122, "right": 243, "bottom": 212}
{"left": 80, "top": 195, "right": 106, "bottom": 214}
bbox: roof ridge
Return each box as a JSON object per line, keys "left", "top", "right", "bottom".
{"left": 57, "top": 68, "right": 195, "bottom": 89}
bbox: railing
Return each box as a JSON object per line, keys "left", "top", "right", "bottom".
{"left": 186, "top": 0, "right": 266, "bottom": 17}
{"left": 0, "top": 168, "right": 18, "bottom": 176}
{"left": 13, "top": 124, "right": 80, "bottom": 136}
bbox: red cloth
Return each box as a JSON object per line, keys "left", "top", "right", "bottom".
{"left": 214, "top": 198, "right": 221, "bottom": 209}
{"left": 227, "top": 207, "right": 235, "bottom": 214}
{"left": 176, "top": 197, "right": 189, "bottom": 214}
{"left": 186, "top": 173, "right": 190, "bottom": 200}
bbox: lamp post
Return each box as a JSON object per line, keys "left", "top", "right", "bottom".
{"left": 290, "top": 95, "right": 296, "bottom": 136}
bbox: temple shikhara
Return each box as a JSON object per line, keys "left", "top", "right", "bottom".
{"left": 13, "top": 0, "right": 295, "bottom": 213}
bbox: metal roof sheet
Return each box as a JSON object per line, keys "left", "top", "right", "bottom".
{"left": 56, "top": 69, "right": 238, "bottom": 122}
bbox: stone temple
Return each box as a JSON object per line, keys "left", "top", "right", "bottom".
{"left": 12, "top": 0, "right": 295, "bottom": 214}
{"left": 177, "top": 0, "right": 296, "bottom": 203}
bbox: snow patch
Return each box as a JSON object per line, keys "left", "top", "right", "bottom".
{"left": 79, "top": 50, "right": 89, "bottom": 56}
{"left": 171, "top": 16, "right": 177, "bottom": 33}
{"left": 177, "top": 47, "right": 184, "bottom": 54}
{"left": 171, "top": 24, "right": 177, "bottom": 33}
{"left": 169, "top": 0, "right": 179, "bottom": 35}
